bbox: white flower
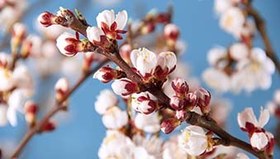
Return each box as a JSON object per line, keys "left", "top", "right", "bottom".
{"left": 233, "top": 48, "right": 275, "bottom": 92}
{"left": 55, "top": 78, "right": 69, "bottom": 93}
{"left": 237, "top": 107, "right": 269, "bottom": 130}
{"left": 207, "top": 46, "right": 227, "bottom": 66}
{"left": 163, "top": 136, "right": 187, "bottom": 159}
{"left": 250, "top": 132, "right": 269, "bottom": 150}
{"left": 96, "top": 10, "right": 128, "bottom": 31}
{"left": 134, "top": 113, "right": 160, "bottom": 133}
{"left": 229, "top": 43, "right": 249, "bottom": 61}
{"left": 131, "top": 91, "right": 157, "bottom": 114}
{"left": 96, "top": 10, "right": 128, "bottom": 40}
{"left": 7, "top": 90, "right": 27, "bottom": 126}
{"left": 220, "top": 7, "right": 245, "bottom": 37}
{"left": 134, "top": 147, "right": 155, "bottom": 159}
{"left": 95, "top": 89, "right": 118, "bottom": 115}
{"left": 98, "top": 130, "right": 134, "bottom": 159}
{"left": 56, "top": 32, "right": 82, "bottom": 57}
{"left": 86, "top": 26, "right": 104, "bottom": 42}
{"left": 0, "top": 68, "right": 14, "bottom": 92}
{"left": 12, "top": 65, "right": 34, "bottom": 96}
{"left": 102, "top": 107, "right": 128, "bottom": 129}
{"left": 202, "top": 68, "right": 231, "bottom": 92}
{"left": 214, "top": 0, "right": 234, "bottom": 15}
{"left": 178, "top": 125, "right": 208, "bottom": 156}
{"left": 156, "top": 51, "right": 177, "bottom": 73}
{"left": 133, "top": 134, "right": 163, "bottom": 158}
{"left": 111, "top": 78, "right": 139, "bottom": 97}
{"left": 130, "top": 48, "right": 157, "bottom": 77}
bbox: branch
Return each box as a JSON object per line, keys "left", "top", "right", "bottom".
{"left": 65, "top": 15, "right": 272, "bottom": 158}
{"left": 10, "top": 59, "right": 109, "bottom": 159}
{"left": 246, "top": 3, "right": 280, "bottom": 74}
{"left": 185, "top": 112, "right": 271, "bottom": 159}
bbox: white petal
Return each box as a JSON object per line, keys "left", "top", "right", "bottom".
{"left": 130, "top": 49, "right": 140, "bottom": 68}
{"left": 7, "top": 108, "right": 17, "bottom": 127}
{"left": 229, "top": 43, "right": 249, "bottom": 61}
{"left": 258, "top": 108, "right": 270, "bottom": 128}
{"left": 95, "top": 89, "right": 118, "bottom": 115}
{"left": 115, "top": 10, "right": 128, "bottom": 30}
{"left": 86, "top": 26, "right": 103, "bottom": 42}
{"left": 0, "top": 104, "right": 8, "bottom": 126}
{"left": 96, "top": 10, "right": 115, "bottom": 28}
{"left": 202, "top": 68, "right": 230, "bottom": 92}
{"left": 207, "top": 46, "right": 226, "bottom": 66}
{"left": 237, "top": 107, "right": 258, "bottom": 128}
{"left": 250, "top": 132, "right": 268, "bottom": 150}
{"left": 130, "top": 48, "right": 157, "bottom": 76}
{"left": 158, "top": 51, "right": 177, "bottom": 70}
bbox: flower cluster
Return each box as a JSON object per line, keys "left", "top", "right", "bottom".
{"left": 0, "top": 23, "right": 34, "bottom": 127}
{"left": 203, "top": 0, "right": 275, "bottom": 93}
{"left": 238, "top": 107, "right": 274, "bottom": 154}
{"left": 0, "top": 0, "right": 27, "bottom": 32}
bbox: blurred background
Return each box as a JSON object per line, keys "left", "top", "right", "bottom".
{"left": 0, "top": 0, "right": 280, "bottom": 158}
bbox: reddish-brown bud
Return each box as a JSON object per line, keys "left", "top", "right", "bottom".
{"left": 41, "top": 121, "right": 56, "bottom": 132}
{"left": 93, "top": 66, "right": 118, "bottom": 83}
{"left": 195, "top": 88, "right": 211, "bottom": 114}
{"left": 38, "top": 11, "right": 57, "bottom": 27}
{"left": 24, "top": 101, "right": 38, "bottom": 127}
{"left": 161, "top": 118, "right": 180, "bottom": 134}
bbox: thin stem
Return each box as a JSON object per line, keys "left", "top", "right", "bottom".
{"left": 10, "top": 59, "right": 109, "bottom": 159}
{"left": 246, "top": 2, "right": 280, "bottom": 74}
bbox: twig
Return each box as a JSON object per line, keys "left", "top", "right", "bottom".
{"left": 246, "top": 2, "right": 280, "bottom": 74}
{"left": 10, "top": 59, "right": 109, "bottom": 159}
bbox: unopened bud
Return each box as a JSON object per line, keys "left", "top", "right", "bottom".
{"left": 93, "top": 66, "right": 118, "bottom": 83}
{"left": 38, "top": 11, "right": 57, "bottom": 27}
{"left": 20, "top": 37, "right": 33, "bottom": 58}
{"left": 55, "top": 78, "right": 69, "bottom": 102}
{"left": 111, "top": 78, "right": 139, "bottom": 97}
{"left": 119, "top": 44, "right": 131, "bottom": 63}
{"left": 195, "top": 88, "right": 211, "bottom": 114}
{"left": 161, "top": 118, "right": 180, "bottom": 134}
{"left": 56, "top": 32, "right": 84, "bottom": 57}
{"left": 41, "top": 120, "right": 56, "bottom": 132}
{"left": 171, "top": 78, "right": 189, "bottom": 96}
{"left": 164, "top": 24, "right": 180, "bottom": 41}
{"left": 141, "top": 23, "right": 155, "bottom": 35}
{"left": 24, "top": 101, "right": 38, "bottom": 127}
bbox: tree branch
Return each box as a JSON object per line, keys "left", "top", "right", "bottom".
{"left": 246, "top": 2, "right": 280, "bottom": 74}
{"left": 10, "top": 59, "right": 109, "bottom": 159}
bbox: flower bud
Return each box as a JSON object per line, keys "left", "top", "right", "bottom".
{"left": 111, "top": 78, "right": 139, "bottom": 97}
{"left": 131, "top": 92, "right": 158, "bottom": 114}
{"left": 160, "top": 118, "right": 180, "bottom": 134}
{"left": 171, "top": 78, "right": 189, "bottom": 96}
{"left": 11, "top": 23, "right": 27, "bottom": 51}
{"left": 41, "top": 120, "right": 56, "bottom": 132}
{"left": 24, "top": 101, "right": 38, "bottom": 127}
{"left": 119, "top": 44, "right": 131, "bottom": 63}
{"left": 178, "top": 125, "right": 209, "bottom": 156}
{"left": 55, "top": 78, "right": 69, "bottom": 102}
{"left": 195, "top": 88, "right": 211, "bottom": 114}
{"left": 93, "top": 66, "right": 118, "bottom": 83}
{"left": 38, "top": 11, "right": 57, "bottom": 27}
{"left": 56, "top": 32, "right": 84, "bottom": 57}
{"left": 164, "top": 24, "right": 180, "bottom": 41}
{"left": 20, "top": 37, "right": 33, "bottom": 58}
